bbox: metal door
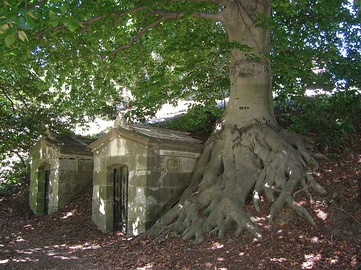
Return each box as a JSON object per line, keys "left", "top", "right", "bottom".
{"left": 113, "top": 165, "right": 128, "bottom": 233}
{"left": 44, "top": 169, "right": 50, "bottom": 215}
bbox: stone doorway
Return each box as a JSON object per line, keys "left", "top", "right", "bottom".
{"left": 37, "top": 164, "right": 50, "bottom": 215}
{"left": 113, "top": 165, "right": 128, "bottom": 233}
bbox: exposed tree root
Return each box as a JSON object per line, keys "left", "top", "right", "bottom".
{"left": 147, "top": 123, "right": 326, "bottom": 243}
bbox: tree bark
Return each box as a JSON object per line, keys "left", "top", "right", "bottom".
{"left": 221, "top": 0, "right": 275, "bottom": 127}
{"left": 145, "top": 0, "right": 326, "bottom": 243}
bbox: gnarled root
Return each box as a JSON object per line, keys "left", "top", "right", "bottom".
{"left": 147, "top": 123, "right": 326, "bottom": 243}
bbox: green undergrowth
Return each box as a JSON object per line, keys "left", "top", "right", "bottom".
{"left": 164, "top": 92, "right": 360, "bottom": 151}
{"left": 0, "top": 160, "right": 29, "bottom": 196}
{"left": 275, "top": 90, "right": 361, "bottom": 150}
{"left": 164, "top": 104, "right": 224, "bottom": 134}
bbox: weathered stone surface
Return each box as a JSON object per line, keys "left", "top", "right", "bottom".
{"left": 29, "top": 134, "right": 94, "bottom": 216}
{"left": 93, "top": 171, "right": 107, "bottom": 186}
{"left": 161, "top": 172, "right": 193, "bottom": 187}
{"left": 78, "top": 159, "right": 93, "bottom": 172}
{"left": 59, "top": 158, "right": 77, "bottom": 171}
{"left": 88, "top": 125, "right": 204, "bottom": 236}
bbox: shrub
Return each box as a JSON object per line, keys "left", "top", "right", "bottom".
{"left": 0, "top": 159, "right": 30, "bottom": 195}
{"left": 165, "top": 104, "right": 224, "bottom": 134}
{"left": 275, "top": 90, "right": 361, "bottom": 149}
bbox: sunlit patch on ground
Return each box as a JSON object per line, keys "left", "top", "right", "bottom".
{"left": 302, "top": 253, "right": 322, "bottom": 269}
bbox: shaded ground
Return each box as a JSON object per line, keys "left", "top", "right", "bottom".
{"left": 1, "top": 123, "right": 360, "bottom": 269}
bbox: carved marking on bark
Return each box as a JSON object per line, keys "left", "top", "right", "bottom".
{"left": 230, "top": 59, "right": 269, "bottom": 78}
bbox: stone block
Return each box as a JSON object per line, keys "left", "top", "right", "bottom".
{"left": 108, "top": 138, "right": 127, "bottom": 156}
{"left": 129, "top": 171, "right": 147, "bottom": 186}
{"left": 127, "top": 203, "right": 146, "bottom": 220}
{"left": 161, "top": 172, "right": 192, "bottom": 187}
{"left": 179, "top": 157, "right": 199, "bottom": 173}
{"left": 92, "top": 171, "right": 106, "bottom": 186}
{"left": 99, "top": 185, "right": 113, "bottom": 201}
{"left": 93, "top": 156, "right": 102, "bottom": 171}
{"left": 132, "top": 187, "right": 158, "bottom": 206}
{"left": 146, "top": 155, "right": 157, "bottom": 171}
{"left": 32, "top": 152, "right": 40, "bottom": 160}
{"left": 165, "top": 157, "right": 181, "bottom": 172}
{"left": 59, "top": 158, "right": 77, "bottom": 171}
{"left": 92, "top": 213, "right": 113, "bottom": 233}
{"left": 47, "top": 203, "right": 58, "bottom": 215}
{"left": 127, "top": 156, "right": 136, "bottom": 172}
{"left": 78, "top": 159, "right": 93, "bottom": 172}
{"left": 127, "top": 217, "right": 146, "bottom": 236}
{"left": 144, "top": 171, "right": 161, "bottom": 187}
{"left": 58, "top": 183, "right": 71, "bottom": 198}
{"left": 146, "top": 202, "right": 169, "bottom": 220}
{"left": 136, "top": 154, "right": 148, "bottom": 170}
{"left": 92, "top": 196, "right": 113, "bottom": 217}
{"left": 127, "top": 185, "right": 137, "bottom": 202}
{"left": 107, "top": 155, "right": 129, "bottom": 167}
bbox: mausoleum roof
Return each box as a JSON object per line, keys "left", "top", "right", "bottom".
{"left": 88, "top": 124, "right": 204, "bottom": 152}
{"left": 30, "top": 133, "right": 94, "bottom": 156}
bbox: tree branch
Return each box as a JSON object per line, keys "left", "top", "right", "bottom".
{"left": 39, "top": 6, "right": 149, "bottom": 35}
{"left": 1, "top": 87, "right": 17, "bottom": 114}
{"left": 25, "top": 0, "right": 47, "bottom": 9}
{"left": 179, "top": 0, "right": 228, "bottom": 4}
{"left": 11, "top": 150, "right": 27, "bottom": 168}
{"left": 109, "top": 10, "right": 185, "bottom": 56}
{"left": 192, "top": 11, "right": 223, "bottom": 21}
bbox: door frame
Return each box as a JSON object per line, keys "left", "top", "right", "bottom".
{"left": 112, "top": 164, "right": 129, "bottom": 233}
{"left": 38, "top": 163, "right": 51, "bottom": 215}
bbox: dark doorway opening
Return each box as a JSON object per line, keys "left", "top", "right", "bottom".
{"left": 113, "top": 165, "right": 129, "bottom": 233}
{"left": 44, "top": 169, "right": 50, "bottom": 215}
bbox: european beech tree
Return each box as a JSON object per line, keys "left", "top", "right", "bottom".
{"left": 1, "top": 0, "right": 360, "bottom": 241}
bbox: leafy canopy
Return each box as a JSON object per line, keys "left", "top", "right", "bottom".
{"left": 0, "top": 0, "right": 360, "bottom": 174}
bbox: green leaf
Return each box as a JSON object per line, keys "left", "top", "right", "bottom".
{"left": 26, "top": 11, "right": 37, "bottom": 19}
{"left": 17, "top": 15, "right": 33, "bottom": 30}
{"left": 64, "top": 20, "right": 80, "bottom": 32}
{"left": 0, "top": 23, "right": 9, "bottom": 34}
{"left": 18, "top": 30, "right": 28, "bottom": 42}
{"left": 5, "top": 33, "right": 15, "bottom": 46}
{"left": 60, "top": 5, "right": 67, "bottom": 13}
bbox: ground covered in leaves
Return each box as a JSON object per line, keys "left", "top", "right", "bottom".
{"left": 1, "top": 123, "right": 360, "bottom": 269}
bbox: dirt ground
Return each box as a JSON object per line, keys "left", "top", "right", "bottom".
{"left": 1, "top": 123, "right": 360, "bottom": 269}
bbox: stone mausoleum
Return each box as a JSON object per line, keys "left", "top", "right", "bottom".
{"left": 29, "top": 132, "right": 94, "bottom": 215}
{"left": 89, "top": 122, "right": 203, "bottom": 236}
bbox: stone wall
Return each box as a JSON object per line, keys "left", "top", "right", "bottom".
{"left": 92, "top": 134, "right": 146, "bottom": 233}
{"left": 29, "top": 138, "right": 93, "bottom": 215}
{"left": 29, "top": 143, "right": 59, "bottom": 215}
{"left": 90, "top": 127, "right": 203, "bottom": 236}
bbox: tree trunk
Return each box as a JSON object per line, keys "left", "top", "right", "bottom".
{"left": 146, "top": 0, "right": 326, "bottom": 243}
{"left": 222, "top": 0, "right": 275, "bottom": 127}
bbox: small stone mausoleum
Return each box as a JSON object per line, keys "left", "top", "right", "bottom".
{"left": 89, "top": 123, "right": 204, "bottom": 236}
{"left": 29, "top": 133, "right": 94, "bottom": 215}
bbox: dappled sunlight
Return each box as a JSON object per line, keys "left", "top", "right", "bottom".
{"left": 0, "top": 240, "right": 105, "bottom": 268}
{"left": 99, "top": 198, "right": 106, "bottom": 215}
{"left": 302, "top": 253, "right": 322, "bottom": 269}
{"left": 211, "top": 242, "right": 224, "bottom": 250}
{"left": 314, "top": 208, "right": 328, "bottom": 221}
{"left": 270, "top": 257, "right": 287, "bottom": 263}
{"left": 61, "top": 211, "right": 74, "bottom": 219}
